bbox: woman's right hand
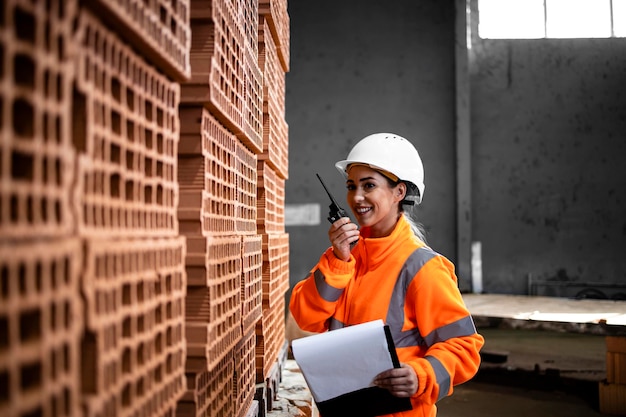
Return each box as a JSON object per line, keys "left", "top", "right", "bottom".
{"left": 329, "top": 217, "right": 359, "bottom": 261}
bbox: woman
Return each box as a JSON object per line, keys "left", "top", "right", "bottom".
{"left": 289, "top": 133, "right": 484, "bottom": 416}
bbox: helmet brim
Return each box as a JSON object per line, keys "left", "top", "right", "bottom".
{"left": 335, "top": 160, "right": 389, "bottom": 177}
{"left": 335, "top": 160, "right": 401, "bottom": 182}
{"left": 334, "top": 159, "right": 351, "bottom": 177}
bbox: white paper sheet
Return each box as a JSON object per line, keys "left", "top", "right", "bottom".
{"left": 290, "top": 319, "right": 395, "bottom": 402}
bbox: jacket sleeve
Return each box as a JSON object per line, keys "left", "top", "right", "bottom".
{"left": 405, "top": 255, "right": 484, "bottom": 404}
{"left": 289, "top": 247, "right": 355, "bottom": 333}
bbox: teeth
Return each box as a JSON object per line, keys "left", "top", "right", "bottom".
{"left": 356, "top": 207, "right": 370, "bottom": 214}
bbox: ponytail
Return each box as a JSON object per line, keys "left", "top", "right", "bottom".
{"left": 402, "top": 210, "right": 427, "bottom": 243}
{"left": 384, "top": 176, "right": 427, "bottom": 243}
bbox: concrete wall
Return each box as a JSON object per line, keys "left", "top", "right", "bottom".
{"left": 285, "top": 1, "right": 626, "bottom": 299}
{"left": 284, "top": 0, "right": 459, "bottom": 296}
{"left": 470, "top": 37, "right": 626, "bottom": 297}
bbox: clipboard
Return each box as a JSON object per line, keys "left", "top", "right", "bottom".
{"left": 291, "top": 320, "right": 413, "bottom": 417}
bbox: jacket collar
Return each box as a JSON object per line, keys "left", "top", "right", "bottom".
{"left": 357, "top": 215, "right": 416, "bottom": 267}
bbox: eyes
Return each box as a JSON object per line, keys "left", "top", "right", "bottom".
{"left": 346, "top": 181, "right": 377, "bottom": 191}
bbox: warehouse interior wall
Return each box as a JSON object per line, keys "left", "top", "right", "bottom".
{"left": 469, "top": 2, "right": 626, "bottom": 297}
{"left": 285, "top": 0, "right": 626, "bottom": 299}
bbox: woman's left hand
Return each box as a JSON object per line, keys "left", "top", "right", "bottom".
{"left": 373, "top": 363, "right": 418, "bottom": 397}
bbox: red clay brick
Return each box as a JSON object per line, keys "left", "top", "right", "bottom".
{"left": 178, "top": 350, "right": 234, "bottom": 417}
{"left": 258, "top": 17, "right": 289, "bottom": 179}
{"left": 73, "top": 10, "right": 181, "bottom": 238}
{"left": 242, "top": 235, "right": 263, "bottom": 335}
{"left": 0, "top": 0, "right": 77, "bottom": 239}
{"left": 81, "top": 236, "right": 187, "bottom": 417}
{"left": 234, "top": 329, "right": 257, "bottom": 417}
{"left": 262, "top": 233, "right": 289, "bottom": 309}
{"left": 178, "top": 107, "right": 238, "bottom": 237}
{"left": 84, "top": 0, "right": 191, "bottom": 82}
{"left": 259, "top": 0, "right": 290, "bottom": 73}
{"left": 257, "top": 162, "right": 285, "bottom": 235}
{"left": 183, "top": 0, "right": 246, "bottom": 140}
{"left": 236, "top": 140, "right": 259, "bottom": 235}
{"left": 0, "top": 237, "right": 82, "bottom": 417}
{"left": 255, "top": 297, "right": 285, "bottom": 383}
{"left": 238, "top": 0, "right": 264, "bottom": 154}
{"left": 184, "top": 236, "right": 242, "bottom": 371}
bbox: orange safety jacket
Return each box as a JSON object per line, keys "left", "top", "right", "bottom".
{"left": 289, "top": 216, "right": 485, "bottom": 417}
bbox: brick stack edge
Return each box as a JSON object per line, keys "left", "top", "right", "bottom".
{"left": 600, "top": 336, "right": 626, "bottom": 415}
{"left": 0, "top": 1, "right": 290, "bottom": 417}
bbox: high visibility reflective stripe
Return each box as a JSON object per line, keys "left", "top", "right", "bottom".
{"left": 386, "top": 247, "right": 478, "bottom": 349}
{"left": 422, "top": 316, "right": 477, "bottom": 347}
{"left": 425, "top": 355, "right": 451, "bottom": 401}
{"left": 386, "top": 247, "right": 436, "bottom": 346}
{"left": 314, "top": 268, "right": 344, "bottom": 302}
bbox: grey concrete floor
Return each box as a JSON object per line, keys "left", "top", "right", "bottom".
{"left": 438, "top": 381, "right": 605, "bottom": 417}
{"left": 438, "top": 327, "right": 608, "bottom": 417}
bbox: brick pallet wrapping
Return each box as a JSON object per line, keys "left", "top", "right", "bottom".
{"left": 600, "top": 336, "right": 626, "bottom": 415}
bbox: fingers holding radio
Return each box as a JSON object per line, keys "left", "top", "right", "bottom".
{"left": 329, "top": 218, "right": 359, "bottom": 261}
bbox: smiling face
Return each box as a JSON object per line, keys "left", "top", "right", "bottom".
{"left": 346, "top": 164, "right": 406, "bottom": 238}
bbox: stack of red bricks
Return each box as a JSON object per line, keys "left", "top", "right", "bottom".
{"left": 599, "top": 336, "right": 626, "bottom": 415}
{"left": 0, "top": 1, "right": 290, "bottom": 417}
{"left": 0, "top": 0, "right": 81, "bottom": 413}
{"left": 1, "top": 0, "right": 190, "bottom": 416}
{"left": 256, "top": 1, "right": 291, "bottom": 411}
{"left": 177, "top": 0, "right": 290, "bottom": 417}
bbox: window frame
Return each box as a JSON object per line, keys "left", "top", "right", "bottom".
{"left": 477, "top": 0, "right": 625, "bottom": 40}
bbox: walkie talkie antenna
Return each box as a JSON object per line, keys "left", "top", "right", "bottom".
{"left": 316, "top": 173, "right": 340, "bottom": 207}
{"left": 316, "top": 173, "right": 349, "bottom": 224}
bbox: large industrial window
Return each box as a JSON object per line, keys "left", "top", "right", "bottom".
{"left": 478, "top": 0, "right": 626, "bottom": 39}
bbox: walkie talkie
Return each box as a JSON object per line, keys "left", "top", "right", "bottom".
{"left": 316, "top": 173, "right": 349, "bottom": 224}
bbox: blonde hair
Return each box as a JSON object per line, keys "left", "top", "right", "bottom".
{"left": 383, "top": 175, "right": 427, "bottom": 243}
{"left": 402, "top": 208, "right": 427, "bottom": 243}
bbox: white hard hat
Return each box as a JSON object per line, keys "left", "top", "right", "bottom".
{"left": 335, "top": 133, "right": 425, "bottom": 204}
